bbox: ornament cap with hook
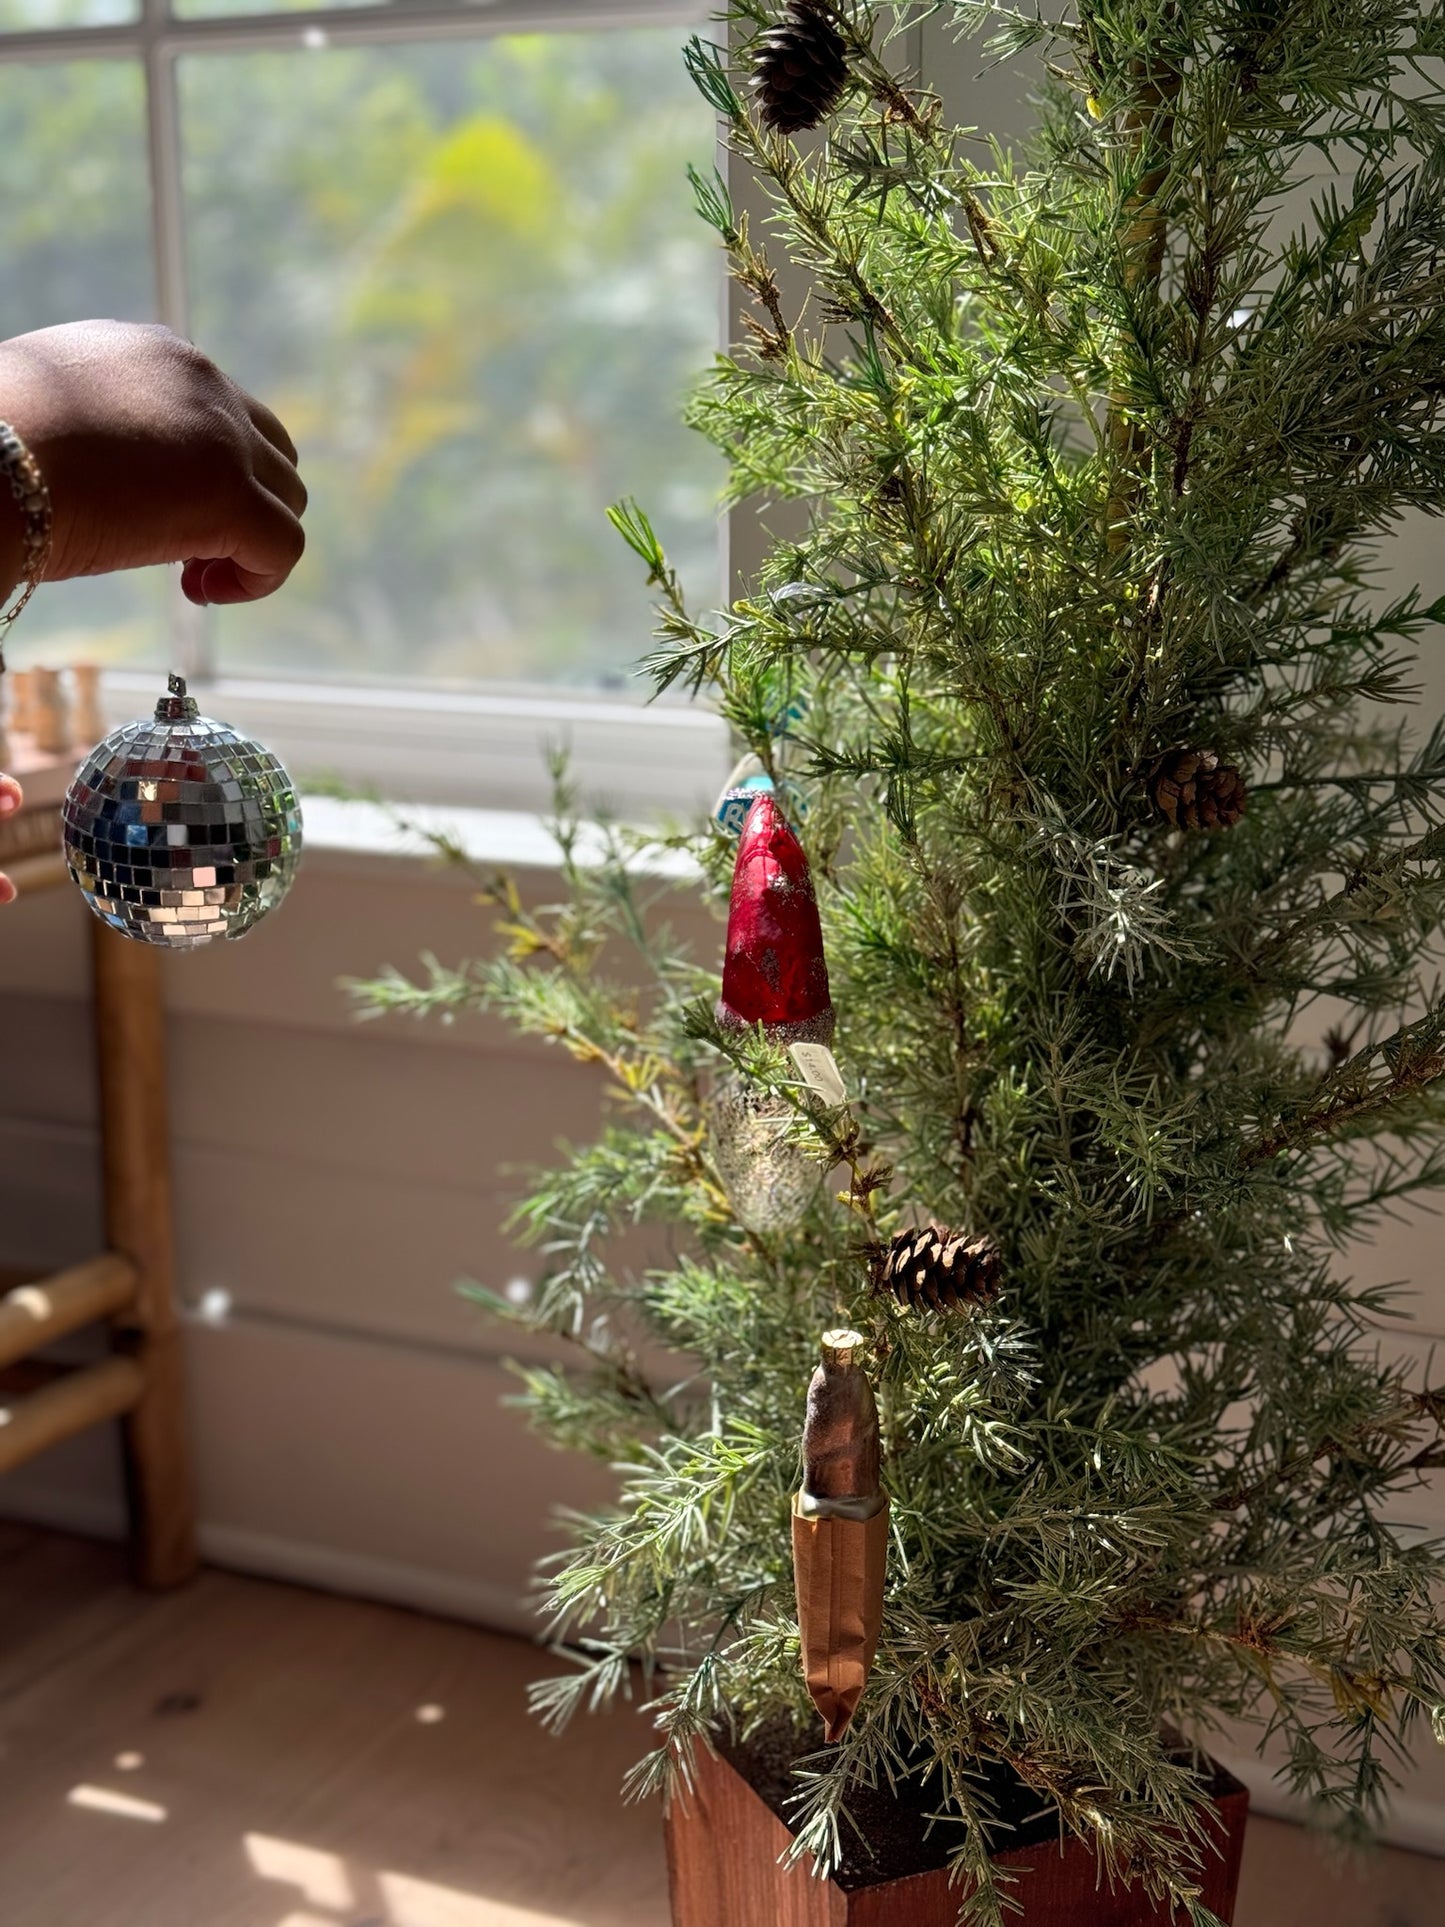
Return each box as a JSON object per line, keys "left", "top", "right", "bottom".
{"left": 155, "top": 672, "right": 199, "bottom": 723}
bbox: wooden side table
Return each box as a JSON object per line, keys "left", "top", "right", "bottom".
{"left": 0, "top": 739, "right": 196, "bottom": 1589}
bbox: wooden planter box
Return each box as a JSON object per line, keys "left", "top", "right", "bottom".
{"left": 666, "top": 1731, "right": 1248, "bottom": 1927}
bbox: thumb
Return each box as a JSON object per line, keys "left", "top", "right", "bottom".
{"left": 182, "top": 556, "right": 290, "bottom": 606}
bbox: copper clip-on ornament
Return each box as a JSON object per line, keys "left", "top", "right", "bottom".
{"left": 792, "top": 1327, "right": 888, "bottom": 1742}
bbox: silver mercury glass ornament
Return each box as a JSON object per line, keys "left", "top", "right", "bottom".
{"left": 708, "top": 1073, "right": 825, "bottom": 1237}
{"left": 62, "top": 672, "right": 302, "bottom": 948}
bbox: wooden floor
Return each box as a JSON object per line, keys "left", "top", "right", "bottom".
{"left": 1, "top": 1526, "right": 1442, "bottom": 1926}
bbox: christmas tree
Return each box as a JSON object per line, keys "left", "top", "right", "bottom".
{"left": 356, "top": 3, "right": 1445, "bottom": 1919}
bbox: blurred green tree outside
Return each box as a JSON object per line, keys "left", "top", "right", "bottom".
{"left": 0, "top": 1, "right": 135, "bottom": 25}
{"left": 0, "top": 24, "right": 722, "bottom": 687}
{"left": 0, "top": 54, "right": 162, "bottom": 664}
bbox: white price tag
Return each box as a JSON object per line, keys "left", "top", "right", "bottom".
{"left": 789, "top": 1042, "right": 848, "bottom": 1108}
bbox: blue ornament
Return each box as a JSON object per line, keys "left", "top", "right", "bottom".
{"left": 715, "top": 773, "right": 775, "bottom": 839}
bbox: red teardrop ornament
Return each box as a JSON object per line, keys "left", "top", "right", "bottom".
{"left": 716, "top": 794, "right": 834, "bottom": 1044}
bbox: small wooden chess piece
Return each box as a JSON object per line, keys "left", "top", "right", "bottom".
{"left": 68, "top": 664, "right": 106, "bottom": 748}
{"left": 29, "top": 666, "right": 70, "bottom": 754}
{"left": 8, "top": 666, "right": 35, "bottom": 739}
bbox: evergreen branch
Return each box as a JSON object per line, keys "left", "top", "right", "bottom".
{"left": 1247, "top": 1005, "right": 1445, "bottom": 1166}
{"left": 1213, "top": 1383, "right": 1445, "bottom": 1516}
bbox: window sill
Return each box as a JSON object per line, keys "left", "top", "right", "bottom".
{"left": 102, "top": 670, "right": 732, "bottom": 822}
{"left": 298, "top": 793, "right": 703, "bottom": 883}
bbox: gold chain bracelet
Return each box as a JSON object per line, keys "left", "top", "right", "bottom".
{"left": 0, "top": 421, "right": 54, "bottom": 668}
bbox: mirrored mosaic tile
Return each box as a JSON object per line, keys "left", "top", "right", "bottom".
{"left": 62, "top": 675, "right": 303, "bottom": 950}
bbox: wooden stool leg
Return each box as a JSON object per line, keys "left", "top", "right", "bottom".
{"left": 91, "top": 920, "right": 198, "bottom": 1589}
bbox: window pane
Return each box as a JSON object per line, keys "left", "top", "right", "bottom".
{"left": 180, "top": 31, "right": 722, "bottom": 687}
{"left": 0, "top": 61, "right": 166, "bottom": 671}
{"left": 0, "top": 0, "right": 136, "bottom": 26}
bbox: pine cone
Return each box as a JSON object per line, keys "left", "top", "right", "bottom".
{"left": 1149, "top": 748, "right": 1246, "bottom": 831}
{"left": 876, "top": 1224, "right": 1000, "bottom": 1312}
{"left": 752, "top": 2, "right": 849, "bottom": 136}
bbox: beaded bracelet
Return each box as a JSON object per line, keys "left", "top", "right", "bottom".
{"left": 0, "top": 420, "right": 54, "bottom": 662}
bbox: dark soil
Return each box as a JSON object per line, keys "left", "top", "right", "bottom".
{"left": 721, "top": 1717, "right": 1244, "bottom": 1893}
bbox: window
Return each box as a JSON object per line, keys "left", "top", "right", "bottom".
{"left": 0, "top": 1, "right": 722, "bottom": 722}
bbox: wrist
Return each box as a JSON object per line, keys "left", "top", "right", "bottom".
{"left": 0, "top": 456, "right": 22, "bottom": 605}
{"left": 0, "top": 338, "right": 65, "bottom": 601}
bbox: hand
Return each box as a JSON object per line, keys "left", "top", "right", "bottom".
{"left": 0, "top": 320, "right": 306, "bottom": 606}
{"left": 0, "top": 772, "right": 21, "bottom": 906}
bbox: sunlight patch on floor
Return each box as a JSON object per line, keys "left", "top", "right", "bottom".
{"left": 244, "top": 1835, "right": 353, "bottom": 1910}
{"left": 247, "top": 1834, "right": 587, "bottom": 1926}
{"left": 380, "top": 1869, "right": 583, "bottom": 1927}
{"left": 67, "top": 1785, "right": 168, "bottom": 1824}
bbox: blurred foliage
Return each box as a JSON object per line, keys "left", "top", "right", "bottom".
{"left": 0, "top": 0, "right": 134, "bottom": 26}
{"left": 0, "top": 56, "right": 160, "bottom": 663}
{"left": 0, "top": 25, "right": 723, "bottom": 685}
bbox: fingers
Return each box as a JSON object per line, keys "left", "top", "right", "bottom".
{"left": 184, "top": 553, "right": 296, "bottom": 607}
{"left": 182, "top": 484, "right": 305, "bottom": 607}
{"left": 251, "top": 437, "right": 308, "bottom": 521}
{"left": 245, "top": 393, "right": 298, "bottom": 467}
{"left": 188, "top": 557, "right": 286, "bottom": 606}
{"left": 0, "top": 775, "right": 21, "bottom": 906}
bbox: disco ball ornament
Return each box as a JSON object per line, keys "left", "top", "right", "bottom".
{"left": 62, "top": 673, "right": 302, "bottom": 949}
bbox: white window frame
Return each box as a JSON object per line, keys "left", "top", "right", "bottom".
{"left": 1, "top": 0, "right": 733, "bottom": 818}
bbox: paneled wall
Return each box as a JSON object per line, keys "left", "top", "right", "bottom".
{"left": 0, "top": 827, "right": 716, "bottom": 1630}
